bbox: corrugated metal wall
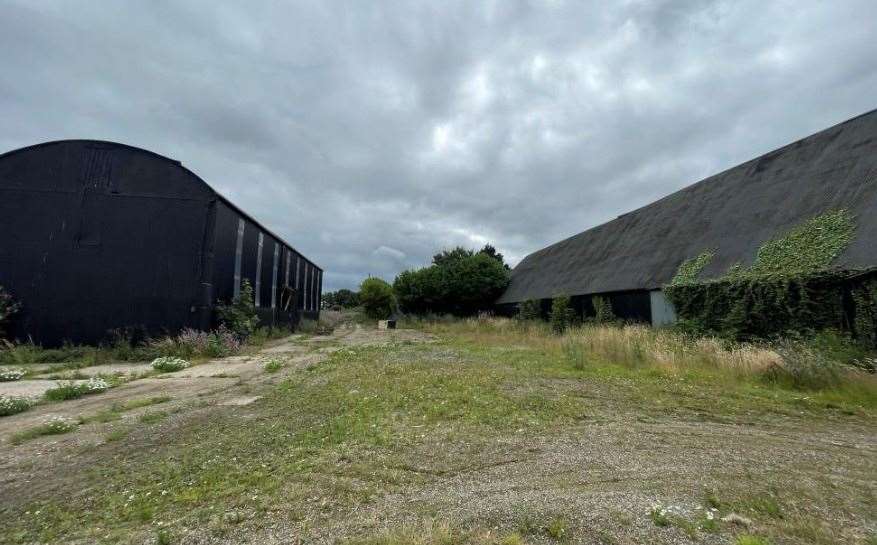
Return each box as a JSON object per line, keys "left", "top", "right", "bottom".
{"left": 0, "top": 140, "right": 323, "bottom": 346}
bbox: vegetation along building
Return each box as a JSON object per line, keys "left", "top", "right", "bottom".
{"left": 497, "top": 109, "right": 877, "bottom": 339}
{"left": 0, "top": 140, "right": 322, "bottom": 346}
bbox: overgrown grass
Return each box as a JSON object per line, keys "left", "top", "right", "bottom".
{"left": 422, "top": 317, "right": 877, "bottom": 413}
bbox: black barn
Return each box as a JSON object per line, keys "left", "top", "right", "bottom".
{"left": 497, "top": 109, "right": 877, "bottom": 324}
{"left": 0, "top": 140, "right": 322, "bottom": 346}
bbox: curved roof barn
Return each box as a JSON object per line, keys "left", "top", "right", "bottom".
{"left": 0, "top": 140, "right": 322, "bottom": 345}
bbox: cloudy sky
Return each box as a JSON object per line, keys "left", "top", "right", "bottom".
{"left": 2, "top": 1, "right": 875, "bottom": 291}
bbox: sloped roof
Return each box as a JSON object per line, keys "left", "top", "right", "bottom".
{"left": 497, "top": 109, "right": 877, "bottom": 304}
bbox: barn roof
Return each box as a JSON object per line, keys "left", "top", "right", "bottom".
{"left": 0, "top": 139, "right": 321, "bottom": 272}
{"left": 497, "top": 109, "right": 877, "bottom": 304}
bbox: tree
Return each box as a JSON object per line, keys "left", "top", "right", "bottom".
{"left": 359, "top": 277, "right": 395, "bottom": 319}
{"left": 550, "top": 295, "right": 575, "bottom": 334}
{"left": 394, "top": 245, "right": 511, "bottom": 316}
{"left": 323, "top": 289, "right": 360, "bottom": 309}
{"left": 479, "top": 244, "right": 510, "bottom": 270}
{"left": 432, "top": 246, "right": 473, "bottom": 267}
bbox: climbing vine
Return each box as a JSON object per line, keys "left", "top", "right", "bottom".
{"left": 663, "top": 210, "right": 872, "bottom": 345}
{"left": 746, "top": 209, "right": 855, "bottom": 276}
{"left": 669, "top": 251, "right": 714, "bottom": 286}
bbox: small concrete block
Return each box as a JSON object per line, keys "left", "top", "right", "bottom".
{"left": 378, "top": 320, "right": 397, "bottom": 330}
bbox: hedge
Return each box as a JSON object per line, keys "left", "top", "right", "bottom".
{"left": 664, "top": 269, "right": 877, "bottom": 346}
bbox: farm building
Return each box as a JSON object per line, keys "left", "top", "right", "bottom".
{"left": 0, "top": 140, "right": 322, "bottom": 346}
{"left": 497, "top": 109, "right": 877, "bottom": 325}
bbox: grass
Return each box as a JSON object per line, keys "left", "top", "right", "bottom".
{"left": 80, "top": 396, "right": 172, "bottom": 424}
{"left": 2, "top": 316, "right": 875, "bottom": 544}
{"left": 264, "top": 359, "right": 284, "bottom": 373}
{"left": 736, "top": 536, "right": 772, "bottom": 545}
{"left": 10, "top": 416, "right": 77, "bottom": 445}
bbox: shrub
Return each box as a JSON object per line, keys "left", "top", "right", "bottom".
{"left": 44, "top": 378, "right": 109, "bottom": 401}
{"left": 0, "top": 395, "right": 33, "bottom": 416}
{"left": 151, "top": 357, "right": 190, "bottom": 372}
{"left": 0, "top": 367, "right": 25, "bottom": 381}
{"left": 360, "top": 277, "right": 395, "bottom": 319}
{"left": 264, "top": 359, "right": 284, "bottom": 373}
{"left": 394, "top": 245, "right": 511, "bottom": 316}
{"left": 518, "top": 299, "right": 542, "bottom": 321}
{"left": 11, "top": 415, "right": 77, "bottom": 444}
{"left": 549, "top": 295, "right": 575, "bottom": 334}
{"left": 592, "top": 295, "right": 616, "bottom": 324}
{"left": 764, "top": 341, "right": 842, "bottom": 389}
{"left": 216, "top": 279, "right": 259, "bottom": 339}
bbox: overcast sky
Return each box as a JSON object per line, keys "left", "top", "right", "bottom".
{"left": 2, "top": 1, "right": 875, "bottom": 291}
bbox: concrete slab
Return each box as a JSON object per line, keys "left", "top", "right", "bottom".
{"left": 0, "top": 379, "right": 89, "bottom": 400}
{"left": 34, "top": 363, "right": 153, "bottom": 379}
{"left": 164, "top": 358, "right": 257, "bottom": 378}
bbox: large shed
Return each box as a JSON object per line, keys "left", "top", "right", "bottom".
{"left": 0, "top": 140, "right": 322, "bottom": 346}
{"left": 497, "top": 109, "right": 877, "bottom": 324}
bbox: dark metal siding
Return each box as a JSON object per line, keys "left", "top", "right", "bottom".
{"left": 0, "top": 142, "right": 212, "bottom": 345}
{"left": 0, "top": 140, "right": 323, "bottom": 345}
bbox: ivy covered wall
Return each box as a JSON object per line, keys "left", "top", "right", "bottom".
{"left": 663, "top": 210, "right": 877, "bottom": 346}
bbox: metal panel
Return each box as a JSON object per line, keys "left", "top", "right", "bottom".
{"left": 271, "top": 242, "right": 279, "bottom": 309}
{"left": 233, "top": 218, "right": 245, "bottom": 298}
{"left": 255, "top": 232, "right": 264, "bottom": 307}
{"left": 650, "top": 289, "right": 677, "bottom": 327}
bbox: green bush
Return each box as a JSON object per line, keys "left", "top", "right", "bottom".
{"left": 518, "top": 299, "right": 542, "bottom": 321}
{"left": 592, "top": 295, "right": 616, "bottom": 324}
{"left": 394, "top": 245, "right": 510, "bottom": 316}
{"left": 0, "top": 395, "right": 33, "bottom": 416}
{"left": 216, "top": 279, "right": 259, "bottom": 339}
{"left": 764, "top": 341, "right": 843, "bottom": 390}
{"left": 44, "top": 378, "right": 110, "bottom": 401}
{"left": 150, "top": 357, "right": 190, "bottom": 372}
{"left": 360, "top": 277, "right": 395, "bottom": 319}
{"left": 549, "top": 295, "right": 575, "bottom": 334}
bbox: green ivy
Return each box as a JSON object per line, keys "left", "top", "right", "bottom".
{"left": 747, "top": 209, "right": 855, "bottom": 276}
{"left": 670, "top": 251, "right": 714, "bottom": 286}
{"left": 663, "top": 210, "right": 869, "bottom": 345}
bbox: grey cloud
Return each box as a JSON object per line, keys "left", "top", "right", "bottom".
{"left": 1, "top": 0, "right": 875, "bottom": 291}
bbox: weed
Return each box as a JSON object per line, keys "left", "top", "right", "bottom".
{"left": 735, "top": 535, "right": 772, "bottom": 545}
{"left": 139, "top": 411, "right": 168, "bottom": 424}
{"left": 264, "top": 359, "right": 284, "bottom": 373}
{"left": 547, "top": 517, "right": 567, "bottom": 539}
{"left": 0, "top": 367, "right": 25, "bottom": 381}
{"left": 44, "top": 378, "right": 109, "bottom": 401}
{"left": 104, "top": 428, "right": 129, "bottom": 442}
{"left": 649, "top": 507, "right": 670, "bottom": 527}
{"left": 156, "top": 529, "right": 173, "bottom": 545}
{"left": 0, "top": 395, "right": 33, "bottom": 416}
{"left": 11, "top": 415, "right": 77, "bottom": 444}
{"left": 151, "top": 357, "right": 189, "bottom": 372}
{"left": 561, "top": 340, "right": 586, "bottom": 370}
